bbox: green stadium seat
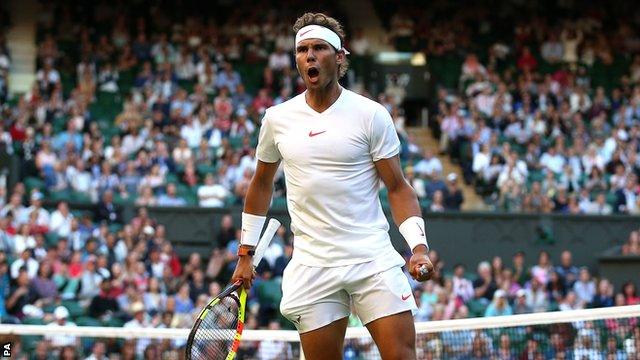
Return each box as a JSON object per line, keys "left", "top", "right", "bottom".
{"left": 70, "top": 191, "right": 92, "bottom": 204}
{"left": 75, "top": 316, "right": 102, "bottom": 327}
{"left": 48, "top": 189, "right": 72, "bottom": 202}
{"left": 196, "top": 163, "right": 217, "bottom": 176}
{"left": 271, "top": 197, "right": 287, "bottom": 209}
{"left": 44, "top": 232, "right": 59, "bottom": 248}
{"left": 61, "top": 300, "right": 85, "bottom": 318}
{"left": 165, "top": 172, "right": 179, "bottom": 184}
{"left": 24, "top": 177, "right": 45, "bottom": 194}
{"left": 466, "top": 299, "right": 488, "bottom": 318}
{"left": 102, "top": 317, "right": 125, "bottom": 327}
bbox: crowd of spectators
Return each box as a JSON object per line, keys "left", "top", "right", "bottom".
{"left": 0, "top": 5, "right": 10, "bottom": 107}
{"left": 380, "top": 1, "right": 640, "bottom": 215}
{"left": 1, "top": 0, "right": 640, "bottom": 358}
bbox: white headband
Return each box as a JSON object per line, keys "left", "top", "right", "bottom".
{"left": 295, "top": 25, "right": 350, "bottom": 55}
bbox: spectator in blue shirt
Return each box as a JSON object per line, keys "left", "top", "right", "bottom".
{"left": 157, "top": 183, "right": 187, "bottom": 207}
{"left": 216, "top": 62, "right": 241, "bottom": 94}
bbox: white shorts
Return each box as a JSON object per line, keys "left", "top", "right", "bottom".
{"left": 279, "top": 258, "right": 417, "bottom": 333}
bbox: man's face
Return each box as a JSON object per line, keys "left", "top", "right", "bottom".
{"left": 295, "top": 38, "right": 343, "bottom": 90}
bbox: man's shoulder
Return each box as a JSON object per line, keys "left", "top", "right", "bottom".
{"left": 266, "top": 93, "right": 305, "bottom": 115}
{"left": 342, "top": 89, "right": 388, "bottom": 114}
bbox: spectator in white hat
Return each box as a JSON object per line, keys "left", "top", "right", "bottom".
{"left": 45, "top": 306, "right": 78, "bottom": 348}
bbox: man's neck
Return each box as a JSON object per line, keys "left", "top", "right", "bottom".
{"left": 305, "top": 82, "right": 342, "bottom": 113}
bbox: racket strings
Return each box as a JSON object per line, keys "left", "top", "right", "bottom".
{"left": 189, "top": 295, "right": 241, "bottom": 359}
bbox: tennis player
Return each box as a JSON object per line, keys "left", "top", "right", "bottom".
{"left": 231, "top": 12, "right": 434, "bottom": 360}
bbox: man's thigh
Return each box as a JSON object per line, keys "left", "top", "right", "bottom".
{"left": 299, "top": 316, "right": 349, "bottom": 360}
{"left": 349, "top": 263, "right": 417, "bottom": 325}
{"left": 350, "top": 264, "right": 418, "bottom": 359}
{"left": 280, "top": 260, "right": 351, "bottom": 333}
{"left": 365, "top": 311, "right": 416, "bottom": 360}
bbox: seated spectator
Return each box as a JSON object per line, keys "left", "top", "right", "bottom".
{"left": 5, "top": 268, "right": 35, "bottom": 319}
{"left": 45, "top": 306, "right": 79, "bottom": 349}
{"left": 173, "top": 283, "right": 194, "bottom": 315}
{"left": 484, "top": 289, "right": 512, "bottom": 317}
{"left": 430, "top": 190, "right": 446, "bottom": 212}
{"left": 157, "top": 183, "right": 186, "bottom": 207}
{"left": 472, "top": 261, "right": 496, "bottom": 304}
{"left": 30, "top": 261, "right": 58, "bottom": 306}
{"left": 198, "top": 174, "right": 230, "bottom": 208}
{"left": 573, "top": 268, "right": 596, "bottom": 306}
{"left": 615, "top": 177, "right": 639, "bottom": 213}
{"left": 555, "top": 250, "right": 579, "bottom": 287}
{"left": 172, "top": 139, "right": 193, "bottom": 166}
{"left": 621, "top": 281, "right": 640, "bottom": 305}
{"left": 123, "top": 302, "right": 152, "bottom": 356}
{"left": 512, "top": 289, "right": 532, "bottom": 314}
{"left": 621, "top": 230, "right": 640, "bottom": 255}
{"left": 216, "top": 62, "right": 242, "bottom": 93}
{"left": 414, "top": 149, "right": 443, "bottom": 179}
{"left": 10, "top": 248, "right": 39, "bottom": 279}
{"left": 444, "top": 173, "right": 464, "bottom": 210}
{"left": 590, "top": 278, "right": 614, "bottom": 308}
{"left": 524, "top": 275, "right": 549, "bottom": 312}
{"left": 95, "top": 191, "right": 121, "bottom": 223}
{"left": 584, "top": 193, "right": 612, "bottom": 215}
{"left": 79, "top": 256, "right": 104, "bottom": 301}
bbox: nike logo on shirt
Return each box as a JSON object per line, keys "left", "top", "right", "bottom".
{"left": 308, "top": 130, "right": 327, "bottom": 137}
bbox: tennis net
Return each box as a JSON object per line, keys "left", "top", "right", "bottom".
{"left": 0, "top": 305, "right": 638, "bottom": 359}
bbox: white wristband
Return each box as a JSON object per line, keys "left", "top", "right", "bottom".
{"left": 398, "top": 216, "right": 429, "bottom": 253}
{"left": 240, "top": 212, "right": 267, "bottom": 247}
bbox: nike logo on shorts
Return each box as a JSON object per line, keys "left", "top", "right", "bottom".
{"left": 308, "top": 130, "right": 326, "bottom": 137}
{"left": 401, "top": 294, "right": 411, "bottom": 301}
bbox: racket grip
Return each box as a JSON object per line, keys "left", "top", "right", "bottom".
{"left": 252, "top": 218, "right": 281, "bottom": 267}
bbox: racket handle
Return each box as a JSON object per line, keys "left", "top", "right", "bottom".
{"left": 252, "top": 218, "right": 281, "bottom": 267}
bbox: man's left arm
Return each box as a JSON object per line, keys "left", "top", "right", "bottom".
{"left": 375, "top": 155, "right": 434, "bottom": 281}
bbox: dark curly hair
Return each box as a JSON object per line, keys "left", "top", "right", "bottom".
{"left": 293, "top": 12, "right": 349, "bottom": 78}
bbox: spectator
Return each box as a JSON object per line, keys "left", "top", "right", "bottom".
{"left": 198, "top": 174, "right": 230, "bottom": 207}
{"left": 573, "top": 267, "right": 596, "bottom": 306}
{"left": 590, "top": 279, "right": 614, "bottom": 308}
{"left": 444, "top": 173, "right": 464, "bottom": 210}
{"left": 414, "top": 149, "right": 443, "bottom": 179}
{"left": 216, "top": 62, "right": 242, "bottom": 93}
{"left": 555, "top": 250, "right": 579, "bottom": 287}
{"left": 10, "top": 248, "right": 39, "bottom": 279}
{"left": 123, "top": 302, "right": 151, "bottom": 356}
{"left": 472, "top": 261, "right": 496, "bottom": 304}
{"left": 88, "top": 279, "right": 120, "bottom": 320}
{"left": 157, "top": 183, "right": 187, "bottom": 207}
{"left": 512, "top": 289, "right": 532, "bottom": 314}
{"left": 6, "top": 268, "right": 35, "bottom": 319}
{"left": 451, "top": 263, "right": 474, "bottom": 303}
{"left": 621, "top": 281, "right": 640, "bottom": 305}
{"left": 524, "top": 275, "right": 549, "bottom": 313}
{"left": 95, "top": 191, "right": 121, "bottom": 223}
{"left": 45, "top": 306, "right": 78, "bottom": 349}
{"left": 50, "top": 201, "right": 73, "bottom": 237}
{"left": 484, "top": 290, "right": 512, "bottom": 317}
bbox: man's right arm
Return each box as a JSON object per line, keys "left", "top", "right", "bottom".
{"left": 244, "top": 160, "right": 280, "bottom": 215}
{"left": 232, "top": 159, "right": 280, "bottom": 289}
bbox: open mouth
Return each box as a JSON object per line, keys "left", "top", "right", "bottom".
{"left": 307, "top": 67, "right": 320, "bottom": 82}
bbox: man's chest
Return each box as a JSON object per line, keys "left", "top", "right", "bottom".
{"left": 274, "top": 116, "right": 370, "bottom": 165}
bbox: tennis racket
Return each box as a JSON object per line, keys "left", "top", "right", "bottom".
{"left": 185, "top": 218, "right": 281, "bottom": 360}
